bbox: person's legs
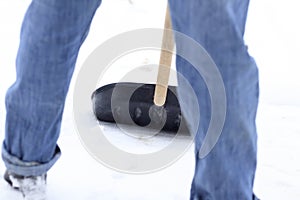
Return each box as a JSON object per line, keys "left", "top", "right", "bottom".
{"left": 2, "top": 0, "right": 102, "bottom": 177}
{"left": 169, "top": 0, "right": 259, "bottom": 199}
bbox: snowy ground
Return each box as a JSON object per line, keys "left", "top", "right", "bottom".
{"left": 0, "top": 0, "right": 300, "bottom": 199}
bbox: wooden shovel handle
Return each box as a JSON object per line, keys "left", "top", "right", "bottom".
{"left": 153, "top": 5, "right": 174, "bottom": 106}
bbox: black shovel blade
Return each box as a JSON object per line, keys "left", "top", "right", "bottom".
{"left": 91, "top": 82, "right": 189, "bottom": 133}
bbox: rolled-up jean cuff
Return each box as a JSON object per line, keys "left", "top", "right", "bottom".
{"left": 1, "top": 144, "right": 61, "bottom": 176}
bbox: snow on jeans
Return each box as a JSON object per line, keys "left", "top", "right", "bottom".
{"left": 2, "top": 0, "right": 259, "bottom": 199}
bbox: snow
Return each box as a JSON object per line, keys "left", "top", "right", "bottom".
{"left": 1, "top": 0, "right": 300, "bottom": 199}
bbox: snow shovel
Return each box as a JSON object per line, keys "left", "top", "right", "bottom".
{"left": 91, "top": 6, "right": 188, "bottom": 133}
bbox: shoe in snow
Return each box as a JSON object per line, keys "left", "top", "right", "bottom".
{"left": 4, "top": 170, "right": 47, "bottom": 200}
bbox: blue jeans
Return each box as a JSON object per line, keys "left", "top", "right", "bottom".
{"left": 2, "top": 0, "right": 259, "bottom": 199}
{"left": 169, "top": 1, "right": 259, "bottom": 199}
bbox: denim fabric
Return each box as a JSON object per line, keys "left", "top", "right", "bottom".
{"left": 2, "top": 0, "right": 259, "bottom": 199}
{"left": 169, "top": 0, "right": 259, "bottom": 199}
{"left": 2, "top": 0, "right": 102, "bottom": 176}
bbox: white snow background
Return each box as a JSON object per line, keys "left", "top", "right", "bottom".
{"left": 0, "top": 0, "right": 300, "bottom": 199}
